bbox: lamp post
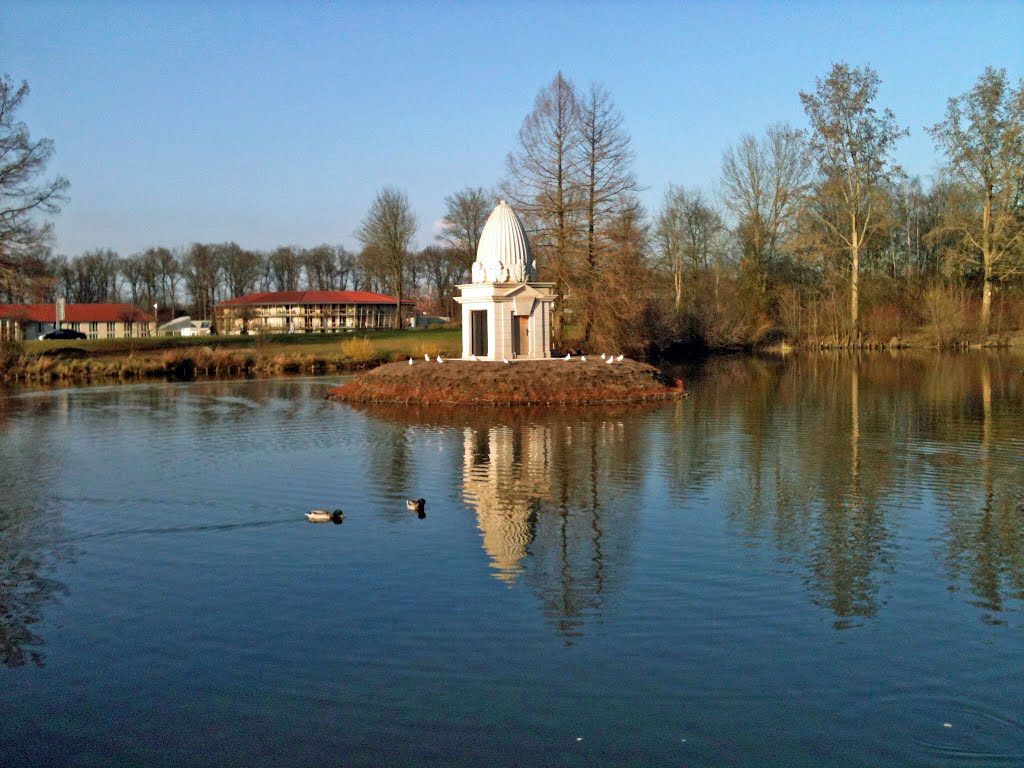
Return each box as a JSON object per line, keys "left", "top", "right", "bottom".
{"left": 153, "top": 303, "right": 158, "bottom": 337}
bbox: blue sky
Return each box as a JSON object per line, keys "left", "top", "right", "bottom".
{"left": 3, "top": 1, "right": 1022, "bottom": 257}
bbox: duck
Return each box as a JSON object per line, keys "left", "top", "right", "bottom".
{"left": 306, "top": 509, "right": 344, "bottom": 523}
{"left": 406, "top": 498, "right": 426, "bottom": 518}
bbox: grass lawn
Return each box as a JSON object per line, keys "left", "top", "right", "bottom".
{"left": 24, "top": 327, "right": 462, "bottom": 360}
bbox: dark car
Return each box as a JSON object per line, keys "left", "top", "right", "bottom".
{"left": 39, "top": 329, "right": 88, "bottom": 340}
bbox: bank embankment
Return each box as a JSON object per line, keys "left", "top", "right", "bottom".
{"left": 327, "top": 357, "right": 685, "bottom": 406}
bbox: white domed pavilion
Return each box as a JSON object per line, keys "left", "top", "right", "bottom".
{"left": 454, "top": 200, "right": 556, "bottom": 360}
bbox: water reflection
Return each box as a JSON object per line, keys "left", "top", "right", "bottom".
{"left": 0, "top": 395, "right": 69, "bottom": 667}
{"left": 466, "top": 416, "right": 643, "bottom": 641}
{"left": 680, "top": 351, "right": 1024, "bottom": 627}
{"left": 358, "top": 404, "right": 647, "bottom": 641}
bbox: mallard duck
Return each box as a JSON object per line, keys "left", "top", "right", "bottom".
{"left": 406, "top": 498, "right": 425, "bottom": 511}
{"left": 306, "top": 509, "right": 344, "bottom": 523}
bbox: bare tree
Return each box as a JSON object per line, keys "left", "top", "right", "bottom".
{"left": 505, "top": 71, "right": 583, "bottom": 340}
{"left": 304, "top": 244, "right": 336, "bottom": 290}
{"left": 928, "top": 66, "right": 1024, "bottom": 333}
{"left": 334, "top": 246, "right": 354, "bottom": 290}
{"left": 355, "top": 187, "right": 417, "bottom": 328}
{"left": 577, "top": 82, "right": 639, "bottom": 342}
{"left": 0, "top": 75, "right": 69, "bottom": 294}
{"left": 655, "top": 186, "right": 724, "bottom": 312}
{"left": 721, "top": 124, "right": 811, "bottom": 302}
{"left": 182, "top": 243, "right": 221, "bottom": 321}
{"left": 153, "top": 247, "right": 181, "bottom": 316}
{"left": 438, "top": 187, "right": 491, "bottom": 270}
{"left": 219, "top": 242, "right": 262, "bottom": 298}
{"left": 801, "top": 63, "right": 907, "bottom": 343}
{"left": 419, "top": 245, "right": 467, "bottom": 317}
{"left": 591, "top": 195, "right": 655, "bottom": 355}
{"left": 268, "top": 246, "right": 302, "bottom": 292}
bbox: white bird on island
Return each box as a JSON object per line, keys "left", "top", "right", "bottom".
{"left": 600, "top": 353, "right": 606, "bottom": 359}
{"left": 581, "top": 355, "right": 587, "bottom": 362}
{"left": 424, "top": 353, "right": 430, "bottom": 361}
{"left": 606, "top": 355, "right": 614, "bottom": 364}
{"left": 408, "top": 357, "right": 413, "bottom": 365}
{"left": 502, "top": 357, "right": 510, "bottom": 364}
{"left": 616, "top": 354, "right": 624, "bottom": 361}
{"left": 470, "top": 354, "right": 478, "bottom": 361}
{"left": 436, "top": 355, "right": 444, "bottom": 363}
{"left": 564, "top": 353, "right": 571, "bottom": 360}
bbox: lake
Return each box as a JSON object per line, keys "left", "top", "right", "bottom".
{"left": 1, "top": 352, "right": 1022, "bottom": 767}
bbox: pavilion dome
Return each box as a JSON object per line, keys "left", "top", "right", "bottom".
{"left": 471, "top": 200, "right": 537, "bottom": 284}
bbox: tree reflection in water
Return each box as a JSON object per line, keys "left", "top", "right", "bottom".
{"left": 676, "top": 351, "right": 1024, "bottom": 628}
{"left": 0, "top": 395, "right": 70, "bottom": 667}
{"left": 463, "top": 414, "right": 645, "bottom": 642}
{"left": 360, "top": 404, "right": 647, "bottom": 643}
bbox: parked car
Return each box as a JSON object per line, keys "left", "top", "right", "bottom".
{"left": 39, "top": 329, "right": 87, "bottom": 340}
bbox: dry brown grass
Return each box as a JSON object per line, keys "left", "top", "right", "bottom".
{"left": 328, "top": 357, "right": 685, "bottom": 406}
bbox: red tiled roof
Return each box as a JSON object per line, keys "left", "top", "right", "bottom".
{"left": 218, "top": 290, "right": 414, "bottom": 306}
{"left": 0, "top": 303, "right": 155, "bottom": 322}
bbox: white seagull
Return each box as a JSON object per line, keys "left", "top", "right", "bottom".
{"left": 424, "top": 353, "right": 430, "bottom": 361}
{"left": 502, "top": 357, "right": 510, "bottom": 364}
{"left": 564, "top": 353, "right": 571, "bottom": 360}
{"left": 605, "top": 355, "right": 614, "bottom": 364}
{"left": 616, "top": 354, "right": 624, "bottom": 361}
{"left": 436, "top": 355, "right": 444, "bottom": 363}
{"left": 408, "top": 357, "right": 413, "bottom": 365}
{"left": 470, "top": 354, "right": 478, "bottom": 361}
{"left": 600, "top": 353, "right": 606, "bottom": 359}
{"left": 581, "top": 355, "right": 587, "bottom": 362}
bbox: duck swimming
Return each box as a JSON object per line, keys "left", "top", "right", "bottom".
{"left": 406, "top": 498, "right": 426, "bottom": 518}
{"left": 306, "top": 509, "right": 344, "bottom": 523}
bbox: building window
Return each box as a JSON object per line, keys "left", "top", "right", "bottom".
{"left": 70, "top": 322, "right": 80, "bottom": 331}
{"left": 125, "top": 321, "right": 133, "bottom": 338}
{"left": 89, "top": 322, "right": 98, "bottom": 333}
{"left": 107, "top": 322, "right": 116, "bottom": 334}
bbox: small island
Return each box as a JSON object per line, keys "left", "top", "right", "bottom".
{"left": 327, "top": 357, "right": 684, "bottom": 406}
{"left": 329, "top": 201, "right": 683, "bottom": 406}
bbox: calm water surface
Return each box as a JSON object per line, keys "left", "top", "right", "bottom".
{"left": 1, "top": 352, "right": 1023, "bottom": 767}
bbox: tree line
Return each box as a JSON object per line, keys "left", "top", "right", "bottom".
{"left": 3, "top": 64, "right": 1023, "bottom": 348}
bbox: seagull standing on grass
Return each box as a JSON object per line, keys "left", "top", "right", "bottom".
{"left": 408, "top": 357, "right": 413, "bottom": 365}
{"left": 502, "top": 357, "right": 510, "bottom": 364}
{"left": 581, "top": 355, "right": 587, "bottom": 362}
{"left": 436, "top": 355, "right": 445, "bottom": 363}
{"left": 606, "top": 355, "right": 614, "bottom": 364}
{"left": 617, "top": 354, "right": 624, "bottom": 361}
{"left": 564, "top": 353, "right": 571, "bottom": 361}
{"left": 424, "top": 353, "right": 430, "bottom": 361}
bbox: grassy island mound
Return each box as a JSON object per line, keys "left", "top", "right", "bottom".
{"left": 327, "top": 357, "right": 685, "bottom": 406}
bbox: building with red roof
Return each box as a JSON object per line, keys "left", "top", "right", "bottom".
{"left": 0, "top": 303, "right": 156, "bottom": 341}
{"left": 214, "top": 290, "right": 414, "bottom": 335}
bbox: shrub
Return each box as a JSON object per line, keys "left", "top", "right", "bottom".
{"left": 0, "top": 340, "right": 25, "bottom": 372}
{"left": 923, "top": 285, "right": 972, "bottom": 346}
{"left": 340, "top": 337, "right": 378, "bottom": 364}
